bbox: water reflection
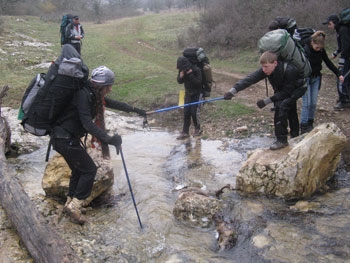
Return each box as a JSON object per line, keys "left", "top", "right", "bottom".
{"left": 6, "top": 130, "right": 350, "bottom": 262}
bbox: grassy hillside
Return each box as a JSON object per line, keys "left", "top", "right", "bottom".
{"left": 0, "top": 12, "right": 256, "bottom": 125}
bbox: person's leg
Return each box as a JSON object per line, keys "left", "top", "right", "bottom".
{"left": 177, "top": 94, "right": 191, "bottom": 139}
{"left": 307, "top": 76, "right": 321, "bottom": 130}
{"left": 53, "top": 138, "right": 97, "bottom": 199}
{"left": 288, "top": 101, "right": 299, "bottom": 138}
{"left": 52, "top": 138, "right": 97, "bottom": 224}
{"left": 190, "top": 93, "right": 202, "bottom": 135}
{"left": 271, "top": 102, "right": 289, "bottom": 150}
{"left": 300, "top": 79, "right": 311, "bottom": 125}
{"left": 335, "top": 59, "right": 350, "bottom": 109}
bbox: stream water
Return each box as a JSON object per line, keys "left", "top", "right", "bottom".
{"left": 3, "top": 127, "right": 350, "bottom": 263}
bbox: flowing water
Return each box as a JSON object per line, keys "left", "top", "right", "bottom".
{"left": 3, "top": 128, "right": 350, "bottom": 263}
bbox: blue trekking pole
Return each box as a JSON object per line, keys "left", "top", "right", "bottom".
{"left": 119, "top": 147, "right": 143, "bottom": 229}
{"left": 146, "top": 96, "right": 224, "bottom": 114}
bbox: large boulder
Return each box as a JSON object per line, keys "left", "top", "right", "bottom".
{"left": 42, "top": 147, "right": 114, "bottom": 206}
{"left": 236, "top": 122, "right": 347, "bottom": 200}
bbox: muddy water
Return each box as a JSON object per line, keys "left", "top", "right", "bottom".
{"left": 4, "top": 129, "right": 350, "bottom": 262}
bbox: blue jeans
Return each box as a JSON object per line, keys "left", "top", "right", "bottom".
{"left": 300, "top": 76, "right": 321, "bottom": 124}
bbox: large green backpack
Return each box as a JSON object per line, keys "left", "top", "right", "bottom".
{"left": 258, "top": 29, "right": 312, "bottom": 78}
{"left": 60, "top": 14, "right": 73, "bottom": 46}
{"left": 339, "top": 7, "right": 350, "bottom": 25}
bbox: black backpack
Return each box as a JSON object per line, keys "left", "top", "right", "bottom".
{"left": 270, "top": 16, "right": 297, "bottom": 36}
{"left": 183, "top": 47, "right": 214, "bottom": 97}
{"left": 19, "top": 58, "right": 88, "bottom": 136}
{"left": 60, "top": 14, "right": 73, "bottom": 46}
{"left": 293, "top": 27, "right": 316, "bottom": 46}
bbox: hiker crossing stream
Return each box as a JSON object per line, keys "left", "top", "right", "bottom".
{"left": 4, "top": 126, "right": 350, "bottom": 262}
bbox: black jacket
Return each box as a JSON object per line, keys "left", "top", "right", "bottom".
{"left": 54, "top": 83, "right": 136, "bottom": 143}
{"left": 233, "top": 61, "right": 305, "bottom": 101}
{"left": 177, "top": 64, "right": 202, "bottom": 96}
{"left": 304, "top": 42, "right": 341, "bottom": 77}
{"left": 336, "top": 24, "right": 350, "bottom": 59}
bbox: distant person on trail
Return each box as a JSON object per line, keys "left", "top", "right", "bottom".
{"left": 65, "top": 15, "right": 84, "bottom": 54}
{"left": 300, "top": 31, "right": 344, "bottom": 134}
{"left": 224, "top": 51, "right": 305, "bottom": 150}
{"left": 176, "top": 56, "right": 203, "bottom": 140}
{"left": 323, "top": 14, "right": 350, "bottom": 110}
{"left": 51, "top": 66, "right": 147, "bottom": 224}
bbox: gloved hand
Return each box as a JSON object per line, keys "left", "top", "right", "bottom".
{"left": 224, "top": 87, "right": 238, "bottom": 100}
{"left": 338, "top": 58, "right": 345, "bottom": 74}
{"left": 133, "top": 107, "right": 147, "bottom": 117}
{"left": 256, "top": 97, "right": 272, "bottom": 109}
{"left": 278, "top": 97, "right": 295, "bottom": 118}
{"left": 108, "top": 134, "right": 122, "bottom": 154}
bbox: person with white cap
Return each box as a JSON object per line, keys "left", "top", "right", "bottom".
{"left": 51, "top": 65, "right": 146, "bottom": 224}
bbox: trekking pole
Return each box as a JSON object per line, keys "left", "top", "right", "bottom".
{"left": 146, "top": 96, "right": 225, "bottom": 114}
{"left": 119, "top": 147, "right": 143, "bottom": 229}
{"left": 343, "top": 69, "right": 350, "bottom": 80}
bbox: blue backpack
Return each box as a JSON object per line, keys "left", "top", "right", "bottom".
{"left": 60, "top": 14, "right": 73, "bottom": 46}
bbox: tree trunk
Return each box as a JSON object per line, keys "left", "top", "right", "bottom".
{"left": 0, "top": 85, "right": 82, "bottom": 263}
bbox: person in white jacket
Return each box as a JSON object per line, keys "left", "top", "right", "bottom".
{"left": 65, "top": 15, "right": 85, "bottom": 54}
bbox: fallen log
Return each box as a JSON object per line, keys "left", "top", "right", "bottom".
{"left": 0, "top": 85, "right": 82, "bottom": 263}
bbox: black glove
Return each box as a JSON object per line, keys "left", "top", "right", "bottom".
{"left": 133, "top": 107, "right": 147, "bottom": 117}
{"left": 108, "top": 134, "right": 122, "bottom": 154}
{"left": 224, "top": 87, "right": 238, "bottom": 100}
{"left": 224, "top": 92, "right": 234, "bottom": 100}
{"left": 256, "top": 97, "right": 272, "bottom": 109}
{"left": 279, "top": 98, "right": 295, "bottom": 118}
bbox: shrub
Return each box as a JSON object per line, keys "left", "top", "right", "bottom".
{"left": 180, "top": 0, "right": 349, "bottom": 56}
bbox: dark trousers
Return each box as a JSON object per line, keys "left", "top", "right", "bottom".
{"left": 182, "top": 93, "right": 201, "bottom": 134}
{"left": 338, "top": 58, "right": 350, "bottom": 102}
{"left": 69, "top": 42, "right": 81, "bottom": 54}
{"left": 52, "top": 138, "right": 97, "bottom": 200}
{"left": 274, "top": 99, "right": 299, "bottom": 142}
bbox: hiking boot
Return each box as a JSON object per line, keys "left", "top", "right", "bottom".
{"left": 64, "top": 196, "right": 87, "bottom": 214}
{"left": 176, "top": 132, "right": 189, "bottom": 140}
{"left": 307, "top": 119, "right": 314, "bottom": 132}
{"left": 193, "top": 129, "right": 202, "bottom": 137}
{"left": 300, "top": 123, "right": 309, "bottom": 134}
{"left": 270, "top": 140, "right": 289, "bottom": 150}
{"left": 64, "top": 196, "right": 72, "bottom": 209}
{"left": 65, "top": 198, "right": 86, "bottom": 225}
{"left": 333, "top": 102, "right": 350, "bottom": 110}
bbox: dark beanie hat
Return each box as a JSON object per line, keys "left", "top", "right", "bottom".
{"left": 177, "top": 56, "right": 191, "bottom": 71}
{"left": 322, "top": 14, "right": 339, "bottom": 25}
